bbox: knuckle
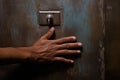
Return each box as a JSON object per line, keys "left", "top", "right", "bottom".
{"left": 52, "top": 44, "right": 58, "bottom": 49}
{"left": 51, "top": 58, "right": 56, "bottom": 62}
{"left": 67, "top": 36, "right": 76, "bottom": 40}
{"left": 67, "top": 50, "right": 75, "bottom": 54}
{"left": 48, "top": 30, "right": 53, "bottom": 34}
{"left": 61, "top": 50, "right": 67, "bottom": 53}
{"left": 41, "top": 40, "right": 45, "bottom": 43}
{"left": 49, "top": 44, "right": 58, "bottom": 52}
{"left": 64, "top": 50, "right": 70, "bottom": 54}
{"left": 63, "top": 38, "right": 70, "bottom": 42}
{"left": 63, "top": 38, "right": 69, "bottom": 41}
{"left": 50, "top": 40, "right": 56, "bottom": 44}
{"left": 75, "top": 43, "right": 79, "bottom": 46}
{"left": 62, "top": 37, "right": 70, "bottom": 41}
{"left": 65, "top": 44, "right": 70, "bottom": 48}
{"left": 73, "top": 43, "right": 79, "bottom": 47}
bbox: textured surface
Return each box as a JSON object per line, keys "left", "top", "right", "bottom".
{"left": 104, "top": 0, "right": 120, "bottom": 80}
{"left": 0, "top": 0, "right": 104, "bottom": 80}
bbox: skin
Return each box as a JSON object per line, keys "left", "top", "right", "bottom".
{"left": 0, "top": 27, "right": 82, "bottom": 64}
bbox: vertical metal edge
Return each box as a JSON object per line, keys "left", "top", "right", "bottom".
{"left": 99, "top": 0, "right": 106, "bottom": 80}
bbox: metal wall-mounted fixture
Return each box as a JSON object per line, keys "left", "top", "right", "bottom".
{"left": 46, "top": 14, "right": 54, "bottom": 28}
{"left": 38, "top": 10, "right": 61, "bottom": 27}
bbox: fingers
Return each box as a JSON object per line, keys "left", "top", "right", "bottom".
{"left": 41, "top": 27, "right": 55, "bottom": 39}
{"left": 57, "top": 43, "right": 82, "bottom": 50}
{"left": 54, "top": 36, "right": 77, "bottom": 44}
{"left": 56, "top": 50, "right": 80, "bottom": 56}
{"left": 53, "top": 57, "right": 74, "bottom": 63}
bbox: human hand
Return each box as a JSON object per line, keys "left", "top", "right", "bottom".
{"left": 27, "top": 27, "right": 82, "bottom": 64}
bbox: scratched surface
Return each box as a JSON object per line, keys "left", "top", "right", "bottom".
{"left": 0, "top": 0, "right": 104, "bottom": 80}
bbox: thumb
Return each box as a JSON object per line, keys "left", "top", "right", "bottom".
{"left": 41, "top": 27, "right": 55, "bottom": 39}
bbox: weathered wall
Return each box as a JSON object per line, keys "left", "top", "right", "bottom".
{"left": 0, "top": 0, "right": 104, "bottom": 80}
{"left": 104, "top": 0, "right": 120, "bottom": 80}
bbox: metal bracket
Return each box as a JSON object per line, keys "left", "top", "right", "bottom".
{"left": 38, "top": 10, "right": 61, "bottom": 26}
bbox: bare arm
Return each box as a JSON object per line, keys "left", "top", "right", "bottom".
{"left": 0, "top": 47, "right": 30, "bottom": 64}
{"left": 0, "top": 27, "right": 82, "bottom": 64}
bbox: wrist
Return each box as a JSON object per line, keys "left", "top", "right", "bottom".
{"left": 15, "top": 47, "right": 32, "bottom": 63}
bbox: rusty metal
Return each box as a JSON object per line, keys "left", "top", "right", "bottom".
{"left": 0, "top": 0, "right": 105, "bottom": 80}
{"left": 104, "top": 0, "right": 120, "bottom": 80}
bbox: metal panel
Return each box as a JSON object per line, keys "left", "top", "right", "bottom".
{"left": 0, "top": 0, "right": 104, "bottom": 80}
{"left": 104, "top": 0, "right": 120, "bottom": 80}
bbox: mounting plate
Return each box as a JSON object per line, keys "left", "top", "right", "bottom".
{"left": 38, "top": 10, "right": 61, "bottom": 26}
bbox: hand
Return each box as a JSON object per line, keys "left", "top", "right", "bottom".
{"left": 26, "top": 27, "right": 82, "bottom": 64}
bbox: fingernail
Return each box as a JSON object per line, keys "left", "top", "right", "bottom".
{"left": 72, "top": 36, "right": 76, "bottom": 40}
{"left": 50, "top": 27, "right": 54, "bottom": 31}
{"left": 70, "top": 60, "right": 74, "bottom": 63}
{"left": 77, "top": 50, "right": 81, "bottom": 53}
{"left": 78, "top": 43, "right": 82, "bottom": 46}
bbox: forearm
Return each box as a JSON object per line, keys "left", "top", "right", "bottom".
{"left": 0, "top": 47, "right": 31, "bottom": 64}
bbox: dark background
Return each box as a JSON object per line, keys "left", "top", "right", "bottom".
{"left": 104, "top": 0, "right": 120, "bottom": 80}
